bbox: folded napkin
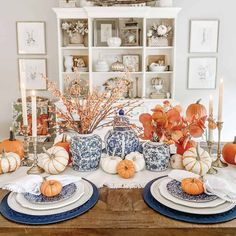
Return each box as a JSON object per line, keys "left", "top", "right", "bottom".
{"left": 168, "top": 169, "right": 236, "bottom": 203}
{"left": 2, "top": 174, "right": 81, "bottom": 195}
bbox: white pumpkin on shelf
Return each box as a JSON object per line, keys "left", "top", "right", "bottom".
{"left": 170, "top": 154, "right": 184, "bottom": 170}
{"left": 100, "top": 154, "right": 122, "bottom": 174}
{"left": 0, "top": 150, "right": 21, "bottom": 174}
{"left": 40, "top": 146, "right": 69, "bottom": 175}
{"left": 125, "top": 152, "right": 145, "bottom": 172}
{"left": 183, "top": 146, "right": 212, "bottom": 176}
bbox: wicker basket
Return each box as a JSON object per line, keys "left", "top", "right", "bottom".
{"left": 148, "top": 37, "right": 169, "bottom": 47}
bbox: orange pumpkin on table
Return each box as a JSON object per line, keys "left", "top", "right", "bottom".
{"left": 222, "top": 137, "right": 236, "bottom": 165}
{"left": 0, "top": 128, "right": 24, "bottom": 159}
{"left": 186, "top": 99, "right": 207, "bottom": 121}
{"left": 40, "top": 179, "right": 62, "bottom": 197}
{"left": 181, "top": 178, "right": 204, "bottom": 196}
{"left": 117, "top": 160, "right": 135, "bottom": 179}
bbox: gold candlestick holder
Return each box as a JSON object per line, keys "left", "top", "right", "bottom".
{"left": 207, "top": 140, "right": 218, "bottom": 174}
{"left": 27, "top": 137, "right": 45, "bottom": 175}
{"left": 21, "top": 125, "right": 33, "bottom": 167}
{"left": 212, "top": 121, "right": 228, "bottom": 168}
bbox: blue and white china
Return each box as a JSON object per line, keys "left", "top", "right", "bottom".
{"left": 23, "top": 183, "right": 77, "bottom": 204}
{"left": 143, "top": 142, "right": 170, "bottom": 171}
{"left": 105, "top": 110, "right": 139, "bottom": 158}
{"left": 70, "top": 133, "right": 102, "bottom": 171}
{"left": 166, "top": 179, "right": 218, "bottom": 203}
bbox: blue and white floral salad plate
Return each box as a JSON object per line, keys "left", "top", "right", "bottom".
{"left": 23, "top": 183, "right": 77, "bottom": 204}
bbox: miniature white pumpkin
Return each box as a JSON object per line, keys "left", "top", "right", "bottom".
{"left": 125, "top": 152, "right": 145, "bottom": 172}
{"left": 0, "top": 150, "right": 21, "bottom": 174}
{"left": 183, "top": 146, "right": 212, "bottom": 176}
{"left": 100, "top": 154, "right": 122, "bottom": 174}
{"left": 170, "top": 154, "right": 184, "bottom": 170}
{"left": 40, "top": 146, "right": 69, "bottom": 175}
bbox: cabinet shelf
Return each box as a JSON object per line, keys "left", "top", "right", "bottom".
{"left": 146, "top": 71, "right": 173, "bottom": 74}
{"left": 146, "top": 46, "right": 174, "bottom": 50}
{"left": 62, "top": 72, "right": 89, "bottom": 75}
{"left": 61, "top": 46, "right": 88, "bottom": 50}
{"left": 92, "top": 71, "right": 143, "bottom": 75}
{"left": 92, "top": 46, "right": 143, "bottom": 50}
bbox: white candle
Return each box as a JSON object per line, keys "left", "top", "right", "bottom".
{"left": 20, "top": 83, "right": 28, "bottom": 126}
{"left": 208, "top": 95, "right": 214, "bottom": 142}
{"left": 218, "top": 79, "right": 224, "bottom": 122}
{"left": 31, "top": 90, "right": 37, "bottom": 137}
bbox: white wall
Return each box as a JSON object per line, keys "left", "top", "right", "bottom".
{"left": 0, "top": 0, "right": 235, "bottom": 141}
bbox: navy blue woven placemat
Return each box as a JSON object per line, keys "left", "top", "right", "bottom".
{"left": 0, "top": 179, "right": 99, "bottom": 225}
{"left": 143, "top": 176, "right": 236, "bottom": 224}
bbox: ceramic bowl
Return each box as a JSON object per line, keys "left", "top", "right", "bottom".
{"left": 107, "top": 37, "right": 122, "bottom": 47}
{"left": 149, "top": 63, "right": 166, "bottom": 72}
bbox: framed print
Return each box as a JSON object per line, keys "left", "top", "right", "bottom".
{"left": 189, "top": 20, "right": 219, "bottom": 53}
{"left": 122, "top": 54, "right": 140, "bottom": 72}
{"left": 188, "top": 57, "right": 217, "bottom": 90}
{"left": 18, "top": 59, "right": 47, "bottom": 90}
{"left": 94, "top": 19, "right": 118, "bottom": 46}
{"left": 16, "top": 21, "right": 46, "bottom": 54}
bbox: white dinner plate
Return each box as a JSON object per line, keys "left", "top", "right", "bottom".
{"left": 7, "top": 179, "right": 93, "bottom": 215}
{"left": 159, "top": 178, "right": 225, "bottom": 208}
{"left": 150, "top": 178, "right": 235, "bottom": 215}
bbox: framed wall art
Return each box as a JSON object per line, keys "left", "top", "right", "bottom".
{"left": 122, "top": 54, "right": 140, "bottom": 72}
{"left": 188, "top": 57, "right": 217, "bottom": 90}
{"left": 189, "top": 20, "right": 219, "bottom": 53}
{"left": 94, "top": 19, "right": 119, "bottom": 46}
{"left": 16, "top": 21, "right": 46, "bottom": 54}
{"left": 18, "top": 58, "right": 47, "bottom": 90}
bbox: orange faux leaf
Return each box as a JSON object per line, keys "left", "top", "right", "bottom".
{"left": 166, "top": 108, "right": 181, "bottom": 124}
{"left": 189, "top": 124, "right": 204, "bottom": 138}
{"left": 171, "top": 130, "right": 184, "bottom": 142}
{"left": 139, "top": 113, "right": 152, "bottom": 124}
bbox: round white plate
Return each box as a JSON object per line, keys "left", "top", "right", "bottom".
{"left": 159, "top": 178, "right": 225, "bottom": 208}
{"left": 150, "top": 178, "right": 235, "bottom": 215}
{"left": 7, "top": 179, "right": 93, "bottom": 215}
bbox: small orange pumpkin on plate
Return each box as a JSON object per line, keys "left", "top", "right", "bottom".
{"left": 117, "top": 160, "right": 135, "bottom": 179}
{"left": 40, "top": 180, "right": 62, "bottom": 197}
{"left": 181, "top": 178, "right": 204, "bottom": 196}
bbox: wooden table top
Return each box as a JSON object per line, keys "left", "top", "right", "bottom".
{"left": 0, "top": 187, "right": 236, "bottom": 236}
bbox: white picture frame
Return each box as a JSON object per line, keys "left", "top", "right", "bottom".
{"left": 122, "top": 54, "right": 140, "bottom": 72}
{"left": 16, "top": 21, "right": 46, "bottom": 55}
{"left": 189, "top": 20, "right": 219, "bottom": 53}
{"left": 188, "top": 57, "right": 217, "bottom": 90}
{"left": 18, "top": 59, "right": 47, "bottom": 90}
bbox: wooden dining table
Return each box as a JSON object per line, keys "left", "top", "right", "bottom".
{"left": 0, "top": 186, "right": 236, "bottom": 236}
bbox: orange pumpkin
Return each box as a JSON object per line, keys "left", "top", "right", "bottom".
{"left": 186, "top": 99, "right": 207, "bottom": 121}
{"left": 54, "top": 134, "right": 72, "bottom": 164}
{"left": 181, "top": 178, "right": 204, "bottom": 195}
{"left": 40, "top": 180, "right": 62, "bottom": 197}
{"left": 222, "top": 137, "right": 236, "bottom": 165}
{"left": 117, "top": 160, "right": 135, "bottom": 179}
{"left": 0, "top": 128, "right": 24, "bottom": 159}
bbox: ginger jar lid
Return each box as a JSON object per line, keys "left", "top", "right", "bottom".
{"left": 113, "top": 109, "right": 130, "bottom": 128}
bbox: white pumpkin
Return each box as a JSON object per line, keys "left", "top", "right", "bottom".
{"left": 0, "top": 151, "right": 21, "bottom": 174}
{"left": 170, "top": 154, "right": 184, "bottom": 170}
{"left": 100, "top": 154, "right": 122, "bottom": 174}
{"left": 40, "top": 146, "right": 69, "bottom": 175}
{"left": 125, "top": 152, "right": 145, "bottom": 172}
{"left": 183, "top": 146, "right": 212, "bottom": 176}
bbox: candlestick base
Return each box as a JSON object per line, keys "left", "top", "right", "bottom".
{"left": 212, "top": 158, "right": 228, "bottom": 168}
{"left": 207, "top": 166, "right": 218, "bottom": 175}
{"left": 21, "top": 158, "right": 34, "bottom": 167}
{"left": 27, "top": 165, "right": 45, "bottom": 175}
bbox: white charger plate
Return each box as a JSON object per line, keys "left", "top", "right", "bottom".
{"left": 159, "top": 178, "right": 225, "bottom": 208}
{"left": 7, "top": 179, "right": 93, "bottom": 215}
{"left": 150, "top": 178, "right": 235, "bottom": 215}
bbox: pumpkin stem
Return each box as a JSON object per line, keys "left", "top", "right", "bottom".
{"left": 1, "top": 149, "right": 6, "bottom": 158}
{"left": 196, "top": 99, "right": 202, "bottom": 104}
{"left": 62, "top": 134, "right": 67, "bottom": 143}
{"left": 196, "top": 143, "right": 201, "bottom": 161}
{"left": 9, "top": 127, "right": 16, "bottom": 141}
{"left": 234, "top": 136, "right": 236, "bottom": 144}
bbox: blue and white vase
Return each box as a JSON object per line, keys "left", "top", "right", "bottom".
{"left": 105, "top": 110, "right": 139, "bottom": 158}
{"left": 70, "top": 133, "right": 102, "bottom": 172}
{"left": 143, "top": 142, "right": 170, "bottom": 171}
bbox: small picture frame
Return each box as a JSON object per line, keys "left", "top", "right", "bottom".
{"left": 121, "top": 28, "right": 141, "bottom": 46}
{"left": 16, "top": 21, "right": 46, "bottom": 55}
{"left": 189, "top": 20, "right": 219, "bottom": 53}
{"left": 122, "top": 54, "right": 140, "bottom": 72}
{"left": 188, "top": 57, "right": 217, "bottom": 90}
{"left": 18, "top": 59, "right": 47, "bottom": 90}
{"left": 94, "top": 19, "right": 119, "bottom": 47}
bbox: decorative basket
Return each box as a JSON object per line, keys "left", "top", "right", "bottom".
{"left": 69, "top": 32, "right": 84, "bottom": 45}
{"left": 148, "top": 37, "right": 169, "bottom": 47}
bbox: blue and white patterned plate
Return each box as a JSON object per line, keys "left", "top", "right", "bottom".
{"left": 23, "top": 183, "right": 77, "bottom": 204}
{"left": 167, "top": 180, "right": 217, "bottom": 203}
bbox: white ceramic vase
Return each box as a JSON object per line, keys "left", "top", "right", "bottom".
{"left": 64, "top": 56, "right": 73, "bottom": 73}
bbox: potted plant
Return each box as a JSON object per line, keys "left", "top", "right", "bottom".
{"left": 45, "top": 75, "right": 140, "bottom": 172}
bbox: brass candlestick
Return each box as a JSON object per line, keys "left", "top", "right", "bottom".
{"left": 21, "top": 125, "right": 33, "bottom": 167}
{"left": 212, "top": 121, "right": 228, "bottom": 168}
{"left": 207, "top": 140, "right": 218, "bottom": 174}
{"left": 27, "top": 137, "right": 44, "bottom": 175}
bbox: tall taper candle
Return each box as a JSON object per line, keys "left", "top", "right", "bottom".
{"left": 208, "top": 95, "right": 213, "bottom": 142}
{"left": 31, "top": 90, "right": 37, "bottom": 137}
{"left": 21, "top": 83, "right": 28, "bottom": 126}
{"left": 218, "top": 79, "right": 224, "bottom": 122}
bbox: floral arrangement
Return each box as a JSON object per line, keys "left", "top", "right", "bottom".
{"left": 139, "top": 100, "right": 215, "bottom": 154}
{"left": 45, "top": 74, "right": 141, "bottom": 134}
{"left": 62, "top": 20, "right": 88, "bottom": 37}
{"left": 147, "top": 23, "right": 172, "bottom": 38}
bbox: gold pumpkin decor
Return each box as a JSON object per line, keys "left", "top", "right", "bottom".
{"left": 0, "top": 150, "right": 21, "bottom": 174}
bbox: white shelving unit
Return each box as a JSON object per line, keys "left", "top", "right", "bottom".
{"left": 53, "top": 6, "right": 181, "bottom": 100}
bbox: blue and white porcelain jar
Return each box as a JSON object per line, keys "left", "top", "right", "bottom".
{"left": 105, "top": 110, "right": 139, "bottom": 159}
{"left": 143, "top": 142, "right": 170, "bottom": 171}
{"left": 70, "top": 133, "right": 102, "bottom": 172}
